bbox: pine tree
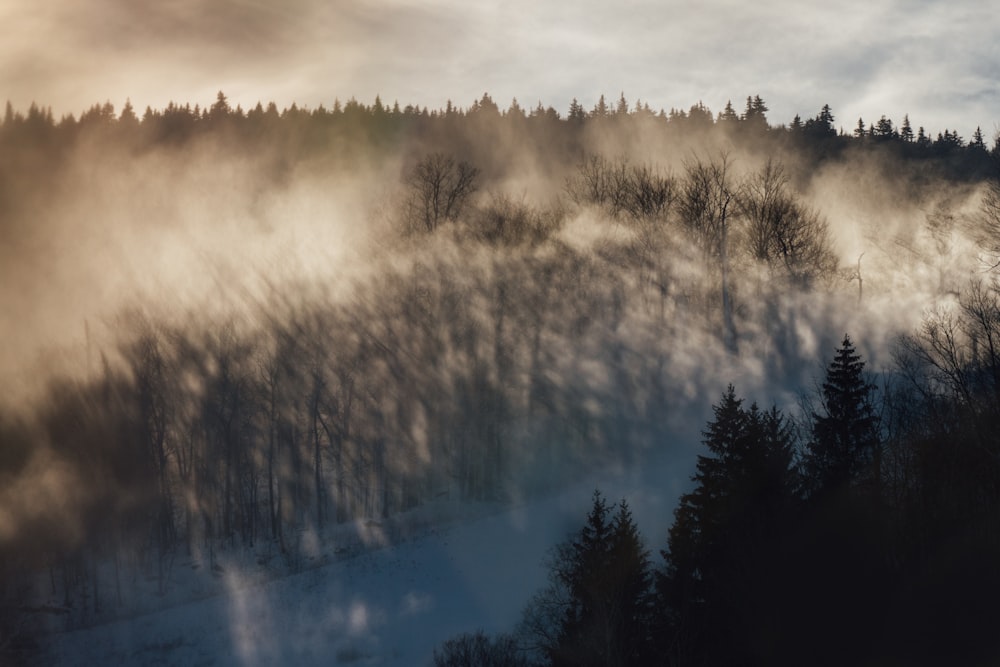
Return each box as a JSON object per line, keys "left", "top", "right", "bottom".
{"left": 209, "top": 90, "right": 230, "bottom": 120}
{"left": 718, "top": 100, "right": 738, "bottom": 123}
{"left": 917, "top": 125, "right": 930, "bottom": 148}
{"left": 900, "top": 114, "right": 914, "bottom": 142}
{"left": 591, "top": 94, "right": 609, "bottom": 118}
{"left": 873, "top": 115, "right": 896, "bottom": 141}
{"left": 804, "top": 335, "right": 879, "bottom": 498}
{"left": 615, "top": 92, "right": 629, "bottom": 116}
{"left": 854, "top": 117, "right": 866, "bottom": 138}
{"left": 818, "top": 103, "right": 835, "bottom": 130}
{"left": 741, "top": 95, "right": 769, "bottom": 131}
{"left": 971, "top": 126, "right": 986, "bottom": 151}
{"left": 535, "top": 490, "right": 654, "bottom": 667}
{"left": 607, "top": 500, "right": 654, "bottom": 666}
{"left": 659, "top": 386, "right": 799, "bottom": 665}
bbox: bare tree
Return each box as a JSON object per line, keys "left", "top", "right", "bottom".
{"left": 566, "top": 154, "right": 676, "bottom": 223}
{"left": 739, "top": 158, "right": 838, "bottom": 287}
{"left": 679, "top": 153, "right": 741, "bottom": 351}
{"left": 404, "top": 152, "right": 479, "bottom": 233}
{"left": 971, "top": 175, "right": 1000, "bottom": 270}
{"left": 621, "top": 162, "right": 677, "bottom": 222}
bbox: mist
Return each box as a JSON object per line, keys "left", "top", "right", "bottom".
{"left": 2, "top": 95, "right": 999, "bottom": 664}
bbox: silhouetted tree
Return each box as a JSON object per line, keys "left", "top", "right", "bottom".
{"left": 741, "top": 95, "right": 768, "bottom": 132}
{"left": 900, "top": 114, "right": 914, "bottom": 142}
{"left": 434, "top": 631, "right": 528, "bottom": 667}
{"left": 520, "top": 491, "right": 653, "bottom": 667}
{"left": 658, "top": 386, "right": 799, "bottom": 666}
{"left": 803, "top": 335, "right": 880, "bottom": 498}
{"left": 738, "top": 158, "right": 837, "bottom": 287}
{"left": 403, "top": 152, "right": 479, "bottom": 233}
{"left": 679, "top": 154, "right": 741, "bottom": 350}
{"left": 854, "top": 117, "right": 867, "bottom": 138}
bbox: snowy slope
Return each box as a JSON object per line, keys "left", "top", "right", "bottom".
{"left": 44, "top": 465, "right": 684, "bottom": 667}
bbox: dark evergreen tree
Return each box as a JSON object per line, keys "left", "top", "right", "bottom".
{"left": 718, "top": 100, "right": 738, "bottom": 124}
{"left": 917, "top": 125, "right": 930, "bottom": 148}
{"left": 900, "top": 114, "right": 914, "bottom": 142}
{"left": 209, "top": 90, "right": 230, "bottom": 120}
{"left": 873, "top": 115, "right": 895, "bottom": 140}
{"left": 817, "top": 103, "right": 834, "bottom": 130}
{"left": 606, "top": 499, "right": 654, "bottom": 666}
{"left": 803, "top": 104, "right": 835, "bottom": 139}
{"left": 658, "top": 386, "right": 799, "bottom": 666}
{"left": 971, "top": 126, "right": 986, "bottom": 151}
{"left": 524, "top": 490, "right": 653, "bottom": 667}
{"left": 741, "top": 95, "right": 768, "bottom": 131}
{"left": 854, "top": 117, "right": 866, "bottom": 138}
{"left": 803, "top": 335, "right": 879, "bottom": 498}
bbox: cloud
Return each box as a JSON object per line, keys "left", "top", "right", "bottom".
{"left": 1, "top": 1, "right": 997, "bottom": 138}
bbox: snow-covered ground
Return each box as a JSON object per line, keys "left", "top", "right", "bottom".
{"left": 43, "top": 459, "right": 687, "bottom": 666}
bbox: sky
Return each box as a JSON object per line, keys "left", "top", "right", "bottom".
{"left": 1, "top": 0, "right": 998, "bottom": 137}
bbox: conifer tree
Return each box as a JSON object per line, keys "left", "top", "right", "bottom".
{"left": 718, "top": 100, "right": 738, "bottom": 123}
{"left": 525, "top": 490, "right": 654, "bottom": 667}
{"left": 591, "top": 94, "right": 609, "bottom": 118}
{"left": 854, "top": 117, "right": 866, "bottom": 138}
{"left": 971, "top": 126, "right": 986, "bottom": 151}
{"left": 659, "top": 386, "right": 799, "bottom": 665}
{"left": 900, "top": 114, "right": 914, "bottom": 142}
{"left": 817, "top": 103, "right": 835, "bottom": 130}
{"left": 803, "top": 335, "right": 879, "bottom": 498}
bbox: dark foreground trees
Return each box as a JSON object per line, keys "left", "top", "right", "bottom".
{"left": 803, "top": 334, "right": 881, "bottom": 498}
{"left": 519, "top": 491, "right": 654, "bottom": 667}
{"left": 433, "top": 631, "right": 528, "bottom": 667}
{"left": 437, "top": 331, "right": 1000, "bottom": 666}
{"left": 658, "top": 386, "right": 799, "bottom": 666}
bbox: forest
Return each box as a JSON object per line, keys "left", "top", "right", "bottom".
{"left": 1, "top": 92, "right": 1000, "bottom": 664}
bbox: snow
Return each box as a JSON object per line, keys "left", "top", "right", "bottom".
{"left": 43, "top": 462, "right": 684, "bottom": 666}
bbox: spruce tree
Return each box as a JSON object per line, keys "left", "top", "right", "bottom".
{"left": 659, "top": 386, "right": 799, "bottom": 665}
{"left": 541, "top": 490, "right": 654, "bottom": 667}
{"left": 900, "top": 114, "right": 914, "bottom": 142}
{"left": 804, "top": 334, "right": 879, "bottom": 498}
{"left": 607, "top": 499, "right": 654, "bottom": 666}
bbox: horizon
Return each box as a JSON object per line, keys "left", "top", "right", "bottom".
{"left": 3, "top": 1, "right": 998, "bottom": 139}
{"left": 4, "top": 90, "right": 994, "bottom": 141}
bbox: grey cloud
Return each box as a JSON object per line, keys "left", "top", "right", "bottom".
{"left": 0, "top": 0, "right": 997, "bottom": 133}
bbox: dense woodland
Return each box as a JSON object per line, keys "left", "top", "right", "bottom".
{"left": 2, "top": 92, "right": 1000, "bottom": 663}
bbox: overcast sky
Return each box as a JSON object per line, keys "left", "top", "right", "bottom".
{"left": 2, "top": 0, "right": 997, "bottom": 137}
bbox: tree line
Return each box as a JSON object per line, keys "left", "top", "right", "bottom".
{"left": 3, "top": 92, "right": 998, "bottom": 178}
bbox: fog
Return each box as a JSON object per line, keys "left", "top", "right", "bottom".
{"left": 1, "top": 98, "right": 997, "bottom": 663}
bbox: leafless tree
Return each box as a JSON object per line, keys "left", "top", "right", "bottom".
{"left": 679, "top": 153, "right": 741, "bottom": 351}
{"left": 739, "top": 158, "right": 838, "bottom": 287}
{"left": 566, "top": 154, "right": 676, "bottom": 223}
{"left": 404, "top": 152, "right": 479, "bottom": 233}
{"left": 971, "top": 176, "right": 1000, "bottom": 270}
